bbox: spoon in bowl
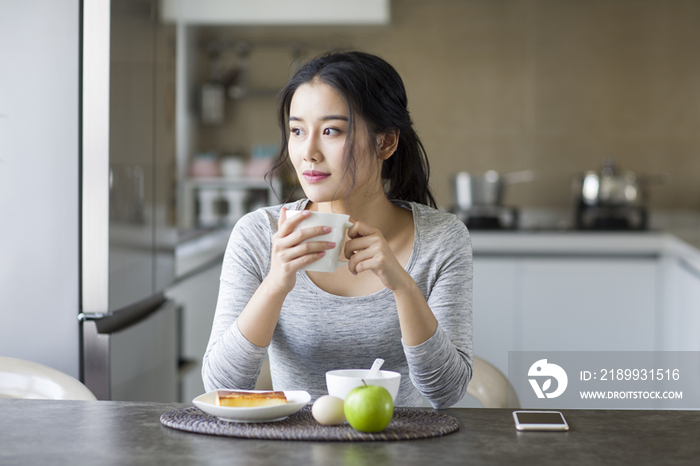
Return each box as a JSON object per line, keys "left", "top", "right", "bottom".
{"left": 367, "top": 358, "right": 385, "bottom": 380}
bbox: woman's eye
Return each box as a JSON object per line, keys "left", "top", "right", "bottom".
{"left": 323, "top": 127, "right": 341, "bottom": 136}
{"left": 290, "top": 127, "right": 304, "bottom": 136}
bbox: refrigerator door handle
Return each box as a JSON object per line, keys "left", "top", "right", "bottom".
{"left": 79, "top": 292, "right": 167, "bottom": 334}
{"left": 79, "top": 293, "right": 178, "bottom": 401}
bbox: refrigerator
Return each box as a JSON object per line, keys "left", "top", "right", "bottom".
{"left": 78, "top": 0, "right": 180, "bottom": 401}
{"left": 0, "top": 0, "right": 180, "bottom": 401}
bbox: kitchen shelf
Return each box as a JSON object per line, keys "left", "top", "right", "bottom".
{"left": 181, "top": 176, "right": 281, "bottom": 229}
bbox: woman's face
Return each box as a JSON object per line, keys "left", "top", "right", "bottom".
{"left": 288, "top": 81, "right": 380, "bottom": 206}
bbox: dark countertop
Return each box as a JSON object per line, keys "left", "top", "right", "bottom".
{"left": 1, "top": 400, "right": 699, "bottom": 465}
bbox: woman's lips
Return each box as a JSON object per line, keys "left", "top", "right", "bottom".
{"left": 303, "top": 170, "right": 330, "bottom": 183}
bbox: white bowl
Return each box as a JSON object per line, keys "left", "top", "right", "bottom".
{"left": 325, "top": 369, "right": 401, "bottom": 402}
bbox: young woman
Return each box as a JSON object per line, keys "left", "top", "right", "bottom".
{"left": 202, "top": 51, "right": 472, "bottom": 408}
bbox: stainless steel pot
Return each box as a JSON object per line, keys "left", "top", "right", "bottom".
{"left": 573, "top": 159, "right": 670, "bottom": 207}
{"left": 454, "top": 170, "right": 535, "bottom": 209}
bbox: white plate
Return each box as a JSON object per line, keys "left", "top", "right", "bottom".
{"left": 193, "top": 390, "right": 311, "bottom": 423}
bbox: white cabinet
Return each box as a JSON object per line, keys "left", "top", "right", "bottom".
{"left": 519, "top": 258, "right": 657, "bottom": 352}
{"left": 660, "top": 257, "right": 700, "bottom": 351}
{"left": 472, "top": 258, "right": 518, "bottom": 377}
{"left": 468, "top": 231, "right": 700, "bottom": 409}
{"left": 472, "top": 256, "right": 658, "bottom": 377}
{"left": 166, "top": 261, "right": 223, "bottom": 402}
{"left": 160, "top": 0, "right": 390, "bottom": 25}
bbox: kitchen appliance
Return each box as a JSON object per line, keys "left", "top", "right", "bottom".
{"left": 77, "top": 0, "right": 180, "bottom": 401}
{"left": 74, "top": 0, "right": 180, "bottom": 400}
{"left": 572, "top": 158, "right": 670, "bottom": 230}
{"left": 1, "top": 0, "right": 180, "bottom": 402}
{"left": 451, "top": 170, "right": 534, "bottom": 230}
{"left": 195, "top": 186, "right": 248, "bottom": 227}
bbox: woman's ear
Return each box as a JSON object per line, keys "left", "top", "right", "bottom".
{"left": 377, "top": 130, "right": 400, "bottom": 160}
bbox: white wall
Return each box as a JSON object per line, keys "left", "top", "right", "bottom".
{"left": 0, "top": 0, "right": 80, "bottom": 377}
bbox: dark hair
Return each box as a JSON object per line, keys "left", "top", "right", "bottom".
{"left": 267, "top": 51, "right": 436, "bottom": 208}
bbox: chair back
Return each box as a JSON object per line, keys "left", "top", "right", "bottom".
{"left": 467, "top": 356, "right": 520, "bottom": 408}
{"left": 0, "top": 357, "right": 97, "bottom": 400}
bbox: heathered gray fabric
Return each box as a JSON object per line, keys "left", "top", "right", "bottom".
{"left": 202, "top": 199, "right": 473, "bottom": 408}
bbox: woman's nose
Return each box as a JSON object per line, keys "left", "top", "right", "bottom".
{"left": 302, "top": 136, "right": 323, "bottom": 163}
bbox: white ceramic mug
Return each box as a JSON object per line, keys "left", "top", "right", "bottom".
{"left": 285, "top": 210, "right": 353, "bottom": 272}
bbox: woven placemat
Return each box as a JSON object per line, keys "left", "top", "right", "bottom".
{"left": 160, "top": 405, "right": 459, "bottom": 442}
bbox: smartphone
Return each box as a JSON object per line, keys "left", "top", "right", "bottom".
{"left": 513, "top": 411, "right": 569, "bottom": 431}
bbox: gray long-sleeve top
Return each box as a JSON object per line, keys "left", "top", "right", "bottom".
{"left": 202, "top": 199, "right": 473, "bottom": 408}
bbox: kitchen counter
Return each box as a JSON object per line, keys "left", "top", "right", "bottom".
{"left": 469, "top": 207, "right": 700, "bottom": 256}
{"left": 173, "top": 208, "right": 700, "bottom": 279}
{"left": 175, "top": 226, "right": 232, "bottom": 279}
{"left": 471, "top": 230, "right": 668, "bottom": 256}
{"left": 470, "top": 229, "right": 700, "bottom": 273}
{"left": 1, "top": 399, "right": 699, "bottom": 465}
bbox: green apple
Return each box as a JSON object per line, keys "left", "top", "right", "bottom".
{"left": 344, "top": 382, "right": 394, "bottom": 433}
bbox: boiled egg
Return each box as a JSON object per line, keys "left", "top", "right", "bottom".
{"left": 311, "top": 395, "right": 346, "bottom": 426}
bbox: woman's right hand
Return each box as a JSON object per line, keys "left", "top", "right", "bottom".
{"left": 267, "top": 208, "right": 336, "bottom": 294}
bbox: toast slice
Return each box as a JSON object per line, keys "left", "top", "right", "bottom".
{"left": 215, "top": 390, "right": 287, "bottom": 407}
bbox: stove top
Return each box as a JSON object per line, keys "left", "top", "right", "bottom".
{"left": 575, "top": 204, "right": 648, "bottom": 231}
{"left": 452, "top": 205, "right": 651, "bottom": 232}
{"left": 452, "top": 206, "right": 519, "bottom": 230}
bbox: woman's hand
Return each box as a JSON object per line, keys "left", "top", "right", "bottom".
{"left": 344, "top": 221, "right": 411, "bottom": 292}
{"left": 268, "top": 208, "right": 336, "bottom": 294}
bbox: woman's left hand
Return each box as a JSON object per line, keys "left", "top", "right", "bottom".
{"left": 344, "top": 221, "right": 411, "bottom": 291}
